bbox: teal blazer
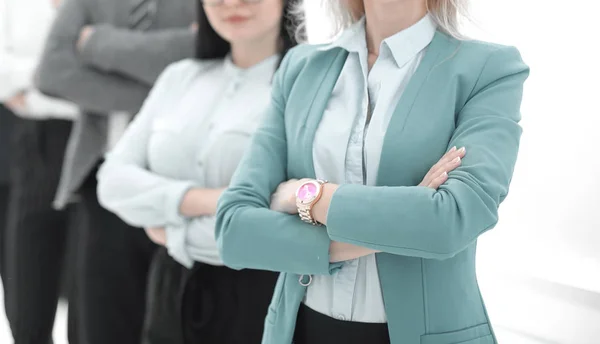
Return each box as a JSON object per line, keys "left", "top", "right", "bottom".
{"left": 216, "top": 31, "right": 529, "bottom": 344}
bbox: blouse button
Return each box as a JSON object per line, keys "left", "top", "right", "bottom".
{"left": 336, "top": 314, "right": 346, "bottom": 321}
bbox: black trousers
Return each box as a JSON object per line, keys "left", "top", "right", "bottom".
{"left": 294, "top": 304, "right": 391, "bottom": 344}
{"left": 0, "top": 184, "right": 9, "bottom": 280}
{"left": 142, "top": 248, "right": 188, "bottom": 344}
{"left": 2, "top": 118, "right": 79, "bottom": 344}
{"left": 0, "top": 104, "right": 14, "bottom": 280}
{"left": 77, "top": 170, "right": 157, "bottom": 344}
{"left": 143, "top": 248, "right": 279, "bottom": 344}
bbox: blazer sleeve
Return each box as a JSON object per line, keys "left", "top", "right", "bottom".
{"left": 78, "top": 25, "right": 195, "bottom": 86}
{"left": 215, "top": 49, "right": 343, "bottom": 275}
{"left": 326, "top": 46, "right": 530, "bottom": 260}
{"left": 96, "top": 63, "right": 196, "bottom": 229}
{"left": 34, "top": 0, "right": 150, "bottom": 115}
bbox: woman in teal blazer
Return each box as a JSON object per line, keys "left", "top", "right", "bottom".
{"left": 215, "top": 1, "right": 529, "bottom": 343}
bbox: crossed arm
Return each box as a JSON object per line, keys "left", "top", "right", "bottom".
{"left": 35, "top": 0, "right": 194, "bottom": 114}
{"left": 96, "top": 63, "right": 226, "bottom": 269}
{"left": 215, "top": 45, "right": 529, "bottom": 274}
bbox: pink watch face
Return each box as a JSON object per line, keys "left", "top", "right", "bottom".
{"left": 297, "top": 182, "right": 319, "bottom": 203}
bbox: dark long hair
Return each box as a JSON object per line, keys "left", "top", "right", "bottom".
{"left": 195, "top": 0, "right": 299, "bottom": 65}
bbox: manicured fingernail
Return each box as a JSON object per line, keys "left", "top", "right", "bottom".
{"left": 459, "top": 147, "right": 466, "bottom": 153}
{"left": 449, "top": 146, "right": 457, "bottom": 152}
{"left": 454, "top": 157, "right": 461, "bottom": 163}
{"left": 442, "top": 171, "right": 448, "bottom": 177}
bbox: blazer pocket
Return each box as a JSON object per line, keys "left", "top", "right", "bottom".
{"left": 421, "top": 323, "right": 493, "bottom": 344}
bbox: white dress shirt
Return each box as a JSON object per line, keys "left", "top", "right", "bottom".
{"left": 0, "top": 0, "right": 78, "bottom": 119}
{"left": 304, "top": 14, "right": 437, "bottom": 323}
{"left": 97, "top": 55, "right": 279, "bottom": 268}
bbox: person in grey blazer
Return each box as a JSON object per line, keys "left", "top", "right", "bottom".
{"left": 34, "top": 0, "right": 196, "bottom": 343}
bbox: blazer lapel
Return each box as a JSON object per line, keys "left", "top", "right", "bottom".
{"left": 377, "top": 31, "right": 453, "bottom": 187}
{"left": 374, "top": 31, "right": 456, "bottom": 343}
{"left": 294, "top": 49, "right": 349, "bottom": 178}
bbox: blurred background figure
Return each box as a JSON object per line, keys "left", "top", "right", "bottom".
{"left": 96, "top": 0, "right": 298, "bottom": 342}
{"left": 33, "top": 0, "right": 197, "bottom": 343}
{"left": 0, "top": 0, "right": 81, "bottom": 343}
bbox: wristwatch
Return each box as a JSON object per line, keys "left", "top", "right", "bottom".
{"left": 296, "top": 179, "right": 328, "bottom": 225}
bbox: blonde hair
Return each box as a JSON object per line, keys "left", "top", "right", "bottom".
{"left": 426, "top": 0, "right": 469, "bottom": 39}
{"left": 305, "top": 0, "right": 469, "bottom": 41}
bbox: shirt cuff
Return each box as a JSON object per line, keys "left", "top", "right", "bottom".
{"left": 165, "top": 224, "right": 194, "bottom": 269}
{"left": 164, "top": 181, "right": 196, "bottom": 226}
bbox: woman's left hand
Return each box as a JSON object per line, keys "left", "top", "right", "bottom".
{"left": 145, "top": 227, "right": 166, "bottom": 246}
{"left": 270, "top": 178, "right": 311, "bottom": 214}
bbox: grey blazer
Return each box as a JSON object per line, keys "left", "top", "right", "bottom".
{"left": 34, "top": 0, "right": 196, "bottom": 209}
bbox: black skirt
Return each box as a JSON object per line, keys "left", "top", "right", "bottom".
{"left": 142, "top": 248, "right": 279, "bottom": 344}
{"left": 294, "top": 303, "right": 391, "bottom": 344}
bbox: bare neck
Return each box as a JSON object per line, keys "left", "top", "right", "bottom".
{"left": 230, "top": 30, "right": 280, "bottom": 69}
{"left": 364, "top": 0, "right": 427, "bottom": 56}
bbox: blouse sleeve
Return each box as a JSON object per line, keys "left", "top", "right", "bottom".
{"left": 96, "top": 61, "right": 198, "bottom": 228}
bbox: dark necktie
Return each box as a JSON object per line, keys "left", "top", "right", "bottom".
{"left": 129, "top": 0, "right": 157, "bottom": 30}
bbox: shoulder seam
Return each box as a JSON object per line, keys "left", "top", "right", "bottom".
{"left": 465, "top": 45, "right": 504, "bottom": 100}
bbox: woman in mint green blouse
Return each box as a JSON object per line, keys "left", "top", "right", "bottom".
{"left": 215, "top": 0, "right": 529, "bottom": 343}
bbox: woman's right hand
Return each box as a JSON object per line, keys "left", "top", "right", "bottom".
{"left": 418, "top": 146, "right": 466, "bottom": 189}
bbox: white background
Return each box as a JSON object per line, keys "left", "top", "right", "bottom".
{"left": 2, "top": 1, "right": 600, "bottom": 343}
